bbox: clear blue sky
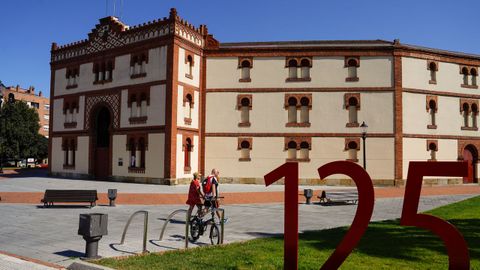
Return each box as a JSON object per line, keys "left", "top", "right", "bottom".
{"left": 1, "top": 0, "right": 479, "bottom": 97}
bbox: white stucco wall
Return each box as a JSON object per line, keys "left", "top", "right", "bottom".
{"left": 403, "top": 92, "right": 476, "bottom": 136}
{"left": 53, "top": 46, "right": 168, "bottom": 97}
{"left": 205, "top": 92, "right": 393, "bottom": 133}
{"left": 176, "top": 134, "right": 199, "bottom": 179}
{"left": 205, "top": 137, "right": 394, "bottom": 180}
{"left": 402, "top": 57, "right": 479, "bottom": 95}
{"left": 177, "top": 48, "right": 200, "bottom": 88}
{"left": 176, "top": 85, "right": 199, "bottom": 129}
{"left": 112, "top": 133, "right": 165, "bottom": 178}
{"left": 52, "top": 96, "right": 86, "bottom": 132}
{"left": 206, "top": 56, "right": 393, "bottom": 89}
{"left": 402, "top": 138, "right": 459, "bottom": 178}
{"left": 119, "top": 84, "right": 166, "bottom": 128}
{"left": 51, "top": 136, "right": 89, "bottom": 174}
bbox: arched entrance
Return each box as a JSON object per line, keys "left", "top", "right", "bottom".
{"left": 92, "top": 106, "right": 112, "bottom": 179}
{"left": 463, "top": 145, "right": 478, "bottom": 183}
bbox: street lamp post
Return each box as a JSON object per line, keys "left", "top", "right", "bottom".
{"left": 360, "top": 121, "right": 368, "bottom": 169}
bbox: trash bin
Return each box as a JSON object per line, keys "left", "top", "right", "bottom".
{"left": 304, "top": 189, "right": 313, "bottom": 205}
{"left": 78, "top": 213, "right": 108, "bottom": 259}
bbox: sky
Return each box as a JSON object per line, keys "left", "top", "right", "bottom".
{"left": 1, "top": 0, "right": 480, "bottom": 97}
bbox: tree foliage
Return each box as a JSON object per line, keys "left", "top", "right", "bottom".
{"left": 0, "top": 101, "right": 44, "bottom": 161}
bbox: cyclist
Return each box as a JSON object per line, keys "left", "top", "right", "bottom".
{"left": 203, "top": 168, "right": 228, "bottom": 223}
{"left": 186, "top": 172, "right": 204, "bottom": 217}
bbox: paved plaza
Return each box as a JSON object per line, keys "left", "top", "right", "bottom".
{"left": 0, "top": 171, "right": 479, "bottom": 269}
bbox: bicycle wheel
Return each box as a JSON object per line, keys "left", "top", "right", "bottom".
{"left": 209, "top": 223, "right": 220, "bottom": 245}
{"left": 189, "top": 217, "right": 201, "bottom": 242}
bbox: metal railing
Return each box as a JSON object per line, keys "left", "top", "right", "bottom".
{"left": 119, "top": 210, "right": 149, "bottom": 254}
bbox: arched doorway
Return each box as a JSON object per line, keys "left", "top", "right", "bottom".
{"left": 463, "top": 145, "right": 478, "bottom": 183}
{"left": 92, "top": 106, "right": 112, "bottom": 179}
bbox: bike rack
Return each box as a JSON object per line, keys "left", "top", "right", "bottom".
{"left": 119, "top": 210, "right": 149, "bottom": 254}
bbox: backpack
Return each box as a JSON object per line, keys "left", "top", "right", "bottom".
{"left": 202, "top": 175, "right": 214, "bottom": 194}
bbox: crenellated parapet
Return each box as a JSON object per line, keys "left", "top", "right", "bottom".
{"left": 51, "top": 8, "right": 214, "bottom": 63}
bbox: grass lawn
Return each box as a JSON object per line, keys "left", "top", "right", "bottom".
{"left": 96, "top": 196, "right": 480, "bottom": 270}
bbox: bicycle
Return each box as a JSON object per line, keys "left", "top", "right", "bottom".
{"left": 189, "top": 197, "right": 222, "bottom": 245}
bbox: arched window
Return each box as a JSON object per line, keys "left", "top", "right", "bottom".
{"left": 346, "top": 58, "right": 359, "bottom": 80}
{"left": 428, "top": 142, "right": 437, "bottom": 161}
{"left": 463, "top": 103, "right": 470, "bottom": 127}
{"left": 299, "top": 141, "right": 310, "bottom": 160}
{"left": 241, "top": 60, "right": 251, "bottom": 81}
{"left": 138, "top": 137, "right": 146, "bottom": 168}
{"left": 131, "top": 55, "right": 139, "bottom": 75}
{"left": 348, "top": 97, "right": 359, "bottom": 124}
{"left": 107, "top": 61, "right": 113, "bottom": 81}
{"left": 94, "top": 63, "right": 100, "bottom": 82}
{"left": 300, "top": 97, "right": 310, "bottom": 124}
{"left": 129, "top": 138, "right": 136, "bottom": 167}
{"left": 71, "top": 102, "right": 77, "bottom": 123}
{"left": 130, "top": 94, "right": 137, "bottom": 118}
{"left": 300, "top": 59, "right": 311, "bottom": 79}
{"left": 184, "top": 138, "right": 192, "bottom": 171}
{"left": 187, "top": 55, "right": 193, "bottom": 78}
{"left": 184, "top": 93, "right": 193, "bottom": 121}
{"left": 287, "top": 141, "right": 297, "bottom": 160}
{"left": 429, "top": 99, "right": 437, "bottom": 126}
{"left": 240, "top": 97, "right": 250, "bottom": 124}
{"left": 140, "top": 53, "right": 147, "bottom": 74}
{"left": 64, "top": 102, "right": 70, "bottom": 123}
{"left": 140, "top": 93, "right": 148, "bottom": 117}
{"left": 472, "top": 103, "right": 478, "bottom": 128}
{"left": 347, "top": 141, "right": 358, "bottom": 162}
{"left": 471, "top": 68, "right": 478, "bottom": 86}
{"left": 288, "top": 97, "right": 298, "bottom": 123}
{"left": 429, "top": 62, "right": 437, "bottom": 82}
{"left": 462, "top": 67, "right": 469, "bottom": 85}
{"left": 240, "top": 140, "right": 251, "bottom": 161}
{"left": 100, "top": 63, "right": 106, "bottom": 81}
{"left": 69, "top": 139, "right": 76, "bottom": 166}
{"left": 288, "top": 59, "right": 298, "bottom": 79}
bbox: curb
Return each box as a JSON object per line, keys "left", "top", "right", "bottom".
{"left": 0, "top": 250, "right": 65, "bottom": 269}
{"left": 67, "top": 260, "right": 116, "bottom": 270}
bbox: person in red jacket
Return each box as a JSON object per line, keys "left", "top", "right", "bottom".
{"left": 186, "top": 172, "right": 204, "bottom": 217}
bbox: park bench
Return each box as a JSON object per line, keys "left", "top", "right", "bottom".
{"left": 318, "top": 189, "right": 358, "bottom": 205}
{"left": 41, "top": 189, "right": 98, "bottom": 208}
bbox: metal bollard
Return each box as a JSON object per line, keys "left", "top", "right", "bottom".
{"left": 78, "top": 213, "right": 108, "bottom": 259}
{"left": 108, "top": 189, "right": 117, "bottom": 207}
{"left": 304, "top": 189, "right": 313, "bottom": 204}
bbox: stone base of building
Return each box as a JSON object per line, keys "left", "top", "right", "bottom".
{"left": 49, "top": 172, "right": 468, "bottom": 187}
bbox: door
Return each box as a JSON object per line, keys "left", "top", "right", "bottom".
{"left": 93, "top": 106, "right": 111, "bottom": 179}
{"left": 463, "top": 148, "right": 474, "bottom": 183}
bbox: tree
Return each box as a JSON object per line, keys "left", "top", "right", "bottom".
{"left": 0, "top": 101, "right": 42, "bottom": 164}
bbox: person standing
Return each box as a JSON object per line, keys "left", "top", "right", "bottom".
{"left": 186, "top": 172, "right": 204, "bottom": 217}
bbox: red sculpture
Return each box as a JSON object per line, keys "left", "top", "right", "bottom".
{"left": 263, "top": 161, "right": 471, "bottom": 270}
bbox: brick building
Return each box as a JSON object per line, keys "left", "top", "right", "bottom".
{"left": 48, "top": 8, "right": 480, "bottom": 186}
{"left": 0, "top": 85, "right": 50, "bottom": 137}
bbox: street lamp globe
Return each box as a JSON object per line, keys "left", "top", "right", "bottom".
{"left": 360, "top": 121, "right": 368, "bottom": 136}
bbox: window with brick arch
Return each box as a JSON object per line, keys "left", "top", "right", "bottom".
{"left": 471, "top": 68, "right": 478, "bottom": 86}
{"left": 184, "top": 138, "right": 192, "bottom": 171}
{"left": 299, "top": 141, "right": 310, "bottom": 160}
{"left": 138, "top": 137, "right": 146, "bottom": 169}
{"left": 129, "top": 138, "right": 136, "bottom": 168}
{"left": 428, "top": 142, "right": 437, "bottom": 161}
{"left": 472, "top": 103, "right": 478, "bottom": 128}
{"left": 287, "top": 97, "right": 298, "bottom": 123}
{"left": 130, "top": 94, "right": 137, "bottom": 118}
{"left": 429, "top": 99, "right": 437, "bottom": 126}
{"left": 347, "top": 58, "right": 358, "bottom": 79}
{"left": 347, "top": 141, "right": 358, "bottom": 162}
{"left": 240, "top": 97, "right": 250, "bottom": 124}
{"left": 429, "top": 62, "right": 437, "bottom": 82}
{"left": 348, "top": 97, "right": 359, "bottom": 124}
{"left": 185, "top": 94, "right": 193, "bottom": 119}
{"left": 187, "top": 55, "right": 193, "bottom": 78}
{"left": 240, "top": 140, "right": 251, "bottom": 161}
{"left": 287, "top": 141, "right": 297, "bottom": 160}
{"left": 300, "top": 97, "right": 310, "bottom": 124}
{"left": 300, "top": 59, "right": 311, "bottom": 79}
{"left": 462, "top": 67, "right": 469, "bottom": 85}
{"left": 288, "top": 59, "right": 298, "bottom": 79}
{"left": 463, "top": 103, "right": 470, "bottom": 127}
{"left": 140, "top": 93, "right": 148, "bottom": 117}
{"left": 241, "top": 60, "right": 251, "bottom": 81}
